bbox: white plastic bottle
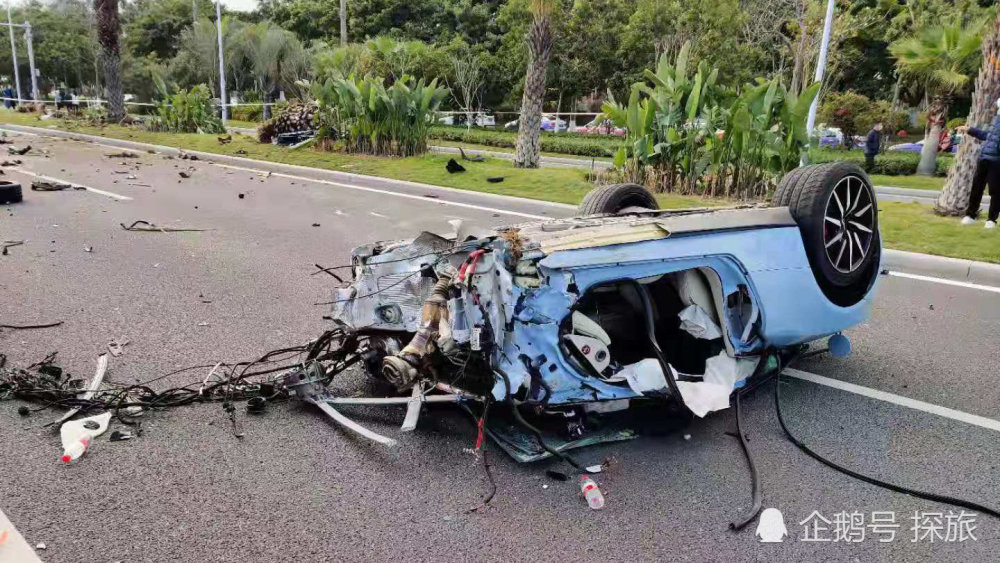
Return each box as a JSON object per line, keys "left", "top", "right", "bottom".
{"left": 580, "top": 475, "right": 605, "bottom": 510}
{"left": 59, "top": 412, "right": 111, "bottom": 463}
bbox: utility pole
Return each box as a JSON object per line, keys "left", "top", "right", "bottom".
{"left": 192, "top": 0, "right": 198, "bottom": 21}
{"left": 6, "top": 1, "right": 21, "bottom": 103}
{"left": 24, "top": 21, "right": 37, "bottom": 101}
{"left": 340, "top": 0, "right": 347, "bottom": 46}
{"left": 215, "top": 0, "right": 227, "bottom": 123}
{"left": 806, "top": 0, "right": 835, "bottom": 138}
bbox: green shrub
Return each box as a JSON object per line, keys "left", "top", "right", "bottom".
{"left": 312, "top": 75, "right": 448, "bottom": 156}
{"left": 946, "top": 117, "right": 966, "bottom": 130}
{"left": 147, "top": 82, "right": 224, "bottom": 134}
{"left": 809, "top": 147, "right": 953, "bottom": 176}
{"left": 231, "top": 104, "right": 264, "bottom": 123}
{"left": 427, "top": 125, "right": 618, "bottom": 157}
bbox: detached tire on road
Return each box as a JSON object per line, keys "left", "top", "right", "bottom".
{"left": 0, "top": 181, "right": 22, "bottom": 204}
{"left": 578, "top": 183, "right": 659, "bottom": 216}
{"left": 773, "top": 162, "right": 880, "bottom": 307}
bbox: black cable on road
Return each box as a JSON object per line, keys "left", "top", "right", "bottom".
{"left": 775, "top": 371, "right": 1000, "bottom": 520}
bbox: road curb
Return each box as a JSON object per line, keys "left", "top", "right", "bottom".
{"left": 4, "top": 121, "right": 999, "bottom": 286}
{"left": 883, "top": 249, "right": 1000, "bottom": 285}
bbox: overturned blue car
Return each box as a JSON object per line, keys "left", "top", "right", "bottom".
{"left": 294, "top": 162, "right": 881, "bottom": 462}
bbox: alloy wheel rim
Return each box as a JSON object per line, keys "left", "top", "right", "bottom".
{"left": 823, "top": 175, "right": 875, "bottom": 274}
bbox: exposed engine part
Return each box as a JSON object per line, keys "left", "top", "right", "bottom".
{"left": 382, "top": 268, "right": 456, "bottom": 391}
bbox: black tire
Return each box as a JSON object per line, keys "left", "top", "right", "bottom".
{"left": 577, "top": 183, "right": 659, "bottom": 216}
{"left": 773, "top": 162, "right": 880, "bottom": 307}
{"left": 0, "top": 181, "right": 22, "bottom": 204}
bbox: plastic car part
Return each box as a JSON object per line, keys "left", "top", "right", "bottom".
{"left": 577, "top": 183, "right": 659, "bottom": 216}
{"left": 564, "top": 334, "right": 611, "bottom": 373}
{"left": 571, "top": 311, "right": 611, "bottom": 345}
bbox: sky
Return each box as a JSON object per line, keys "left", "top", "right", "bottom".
{"left": 220, "top": 0, "right": 258, "bottom": 12}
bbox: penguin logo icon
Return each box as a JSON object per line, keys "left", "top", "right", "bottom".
{"left": 755, "top": 508, "right": 788, "bottom": 543}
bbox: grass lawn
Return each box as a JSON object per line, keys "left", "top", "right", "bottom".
{"left": 227, "top": 119, "right": 260, "bottom": 130}
{"left": 2, "top": 112, "right": 997, "bottom": 263}
{"left": 869, "top": 174, "right": 945, "bottom": 191}
{"left": 0, "top": 112, "right": 711, "bottom": 209}
{"left": 879, "top": 201, "right": 1000, "bottom": 263}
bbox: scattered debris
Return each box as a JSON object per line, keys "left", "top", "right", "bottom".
{"left": 120, "top": 220, "right": 207, "bottom": 232}
{"left": 197, "top": 322, "right": 210, "bottom": 327}
{"left": 17, "top": 406, "right": 29, "bottom": 416}
{"left": 580, "top": 475, "right": 605, "bottom": 509}
{"left": 179, "top": 152, "right": 199, "bottom": 161}
{"left": 7, "top": 145, "right": 31, "bottom": 156}
{"left": 487, "top": 177, "right": 504, "bottom": 183}
{"left": 684, "top": 433, "right": 692, "bottom": 441}
{"left": 179, "top": 171, "right": 191, "bottom": 179}
{"left": 125, "top": 174, "right": 137, "bottom": 180}
{"left": 50, "top": 354, "right": 107, "bottom": 427}
{"left": 60, "top": 411, "right": 111, "bottom": 462}
{"left": 107, "top": 337, "right": 129, "bottom": 357}
{"left": 129, "top": 183, "right": 152, "bottom": 187}
{"left": 235, "top": 149, "right": 247, "bottom": 155}
{"left": 238, "top": 193, "right": 245, "bottom": 199}
{"left": 84, "top": 245, "right": 93, "bottom": 253}
{"left": 446, "top": 158, "right": 466, "bottom": 173}
{"left": 928, "top": 304, "right": 935, "bottom": 311}
{"left": 0, "top": 159, "right": 21, "bottom": 166}
{"left": 0, "top": 321, "right": 63, "bottom": 330}
{"left": 246, "top": 396, "right": 267, "bottom": 414}
{"left": 105, "top": 151, "right": 137, "bottom": 158}
{"left": 109, "top": 430, "right": 133, "bottom": 442}
{"left": 217, "top": 134, "right": 232, "bottom": 144}
{"left": 31, "top": 180, "right": 75, "bottom": 191}
{"left": 423, "top": 194, "right": 439, "bottom": 199}
{"left": 458, "top": 147, "right": 485, "bottom": 162}
{"left": 35, "top": 543, "right": 45, "bottom": 550}
{"left": 311, "top": 223, "right": 320, "bottom": 227}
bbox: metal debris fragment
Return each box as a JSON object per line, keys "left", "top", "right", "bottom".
{"left": 120, "top": 220, "right": 207, "bottom": 232}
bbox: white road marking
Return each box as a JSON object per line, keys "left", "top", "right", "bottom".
{"left": 887, "top": 270, "right": 1000, "bottom": 294}
{"left": 785, "top": 368, "right": 1000, "bottom": 433}
{"left": 211, "top": 162, "right": 550, "bottom": 220}
{"left": 9, "top": 168, "right": 133, "bottom": 201}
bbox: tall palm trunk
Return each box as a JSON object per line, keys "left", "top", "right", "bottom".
{"left": 917, "top": 95, "right": 947, "bottom": 175}
{"left": 937, "top": 13, "right": 1000, "bottom": 215}
{"left": 94, "top": 0, "right": 124, "bottom": 121}
{"left": 514, "top": 1, "right": 554, "bottom": 169}
{"left": 340, "top": 0, "right": 347, "bottom": 46}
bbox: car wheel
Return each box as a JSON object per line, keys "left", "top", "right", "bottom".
{"left": 773, "top": 162, "right": 880, "bottom": 307}
{"left": 0, "top": 181, "right": 22, "bottom": 204}
{"left": 577, "top": 183, "right": 659, "bottom": 216}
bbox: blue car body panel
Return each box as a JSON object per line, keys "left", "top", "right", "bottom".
{"left": 487, "top": 225, "right": 879, "bottom": 403}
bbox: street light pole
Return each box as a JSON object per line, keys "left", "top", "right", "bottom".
{"left": 806, "top": 0, "right": 835, "bottom": 138}
{"left": 6, "top": 1, "right": 21, "bottom": 103}
{"left": 24, "top": 21, "right": 38, "bottom": 101}
{"left": 215, "top": 0, "right": 227, "bottom": 123}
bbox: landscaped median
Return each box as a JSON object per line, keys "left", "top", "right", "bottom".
{"left": 1, "top": 112, "right": 997, "bottom": 264}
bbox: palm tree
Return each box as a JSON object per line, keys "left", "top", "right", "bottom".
{"left": 890, "top": 22, "right": 983, "bottom": 175}
{"left": 938, "top": 12, "right": 1000, "bottom": 215}
{"left": 252, "top": 24, "right": 308, "bottom": 119}
{"left": 513, "top": 0, "right": 556, "bottom": 169}
{"left": 340, "top": 0, "right": 347, "bottom": 46}
{"left": 94, "top": 0, "right": 124, "bottom": 121}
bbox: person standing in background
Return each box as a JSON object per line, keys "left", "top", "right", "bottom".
{"left": 864, "top": 122, "right": 883, "bottom": 171}
{"left": 957, "top": 99, "right": 1000, "bottom": 229}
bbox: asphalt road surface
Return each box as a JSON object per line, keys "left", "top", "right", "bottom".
{"left": 2, "top": 131, "right": 999, "bottom": 563}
